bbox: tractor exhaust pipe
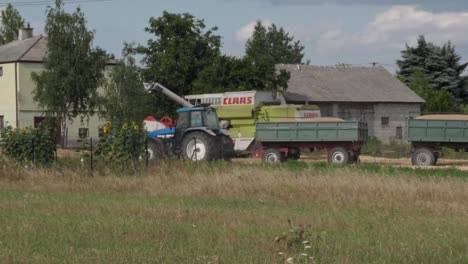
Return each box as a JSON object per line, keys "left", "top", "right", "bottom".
{"left": 147, "top": 83, "right": 194, "bottom": 108}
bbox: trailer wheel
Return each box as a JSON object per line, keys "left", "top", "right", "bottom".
{"left": 412, "top": 148, "right": 436, "bottom": 166}
{"left": 262, "top": 148, "right": 285, "bottom": 164}
{"left": 328, "top": 147, "right": 349, "bottom": 165}
{"left": 288, "top": 148, "right": 301, "bottom": 160}
{"left": 349, "top": 152, "right": 359, "bottom": 164}
{"left": 219, "top": 135, "right": 235, "bottom": 161}
{"left": 146, "top": 138, "right": 166, "bottom": 160}
{"left": 181, "top": 132, "right": 217, "bottom": 161}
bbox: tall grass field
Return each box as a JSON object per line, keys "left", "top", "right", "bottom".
{"left": 0, "top": 160, "right": 467, "bottom": 263}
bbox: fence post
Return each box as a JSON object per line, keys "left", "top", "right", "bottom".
{"left": 90, "top": 137, "right": 94, "bottom": 177}
{"left": 32, "top": 138, "right": 35, "bottom": 167}
{"left": 145, "top": 137, "right": 149, "bottom": 167}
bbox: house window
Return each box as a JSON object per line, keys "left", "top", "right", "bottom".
{"left": 0, "top": 116, "right": 4, "bottom": 129}
{"left": 79, "top": 128, "right": 89, "bottom": 139}
{"left": 396, "top": 126, "right": 403, "bottom": 139}
{"left": 381, "top": 117, "right": 389, "bottom": 127}
{"left": 0, "top": 66, "right": 3, "bottom": 77}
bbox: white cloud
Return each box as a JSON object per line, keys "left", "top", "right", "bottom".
{"left": 235, "top": 20, "right": 272, "bottom": 44}
{"left": 316, "top": 6, "right": 468, "bottom": 54}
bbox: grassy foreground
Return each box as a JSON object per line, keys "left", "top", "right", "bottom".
{"left": 0, "top": 161, "right": 467, "bottom": 263}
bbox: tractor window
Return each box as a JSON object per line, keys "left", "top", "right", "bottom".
{"left": 176, "top": 112, "right": 190, "bottom": 129}
{"left": 203, "top": 109, "right": 219, "bottom": 130}
{"left": 191, "top": 111, "right": 203, "bottom": 127}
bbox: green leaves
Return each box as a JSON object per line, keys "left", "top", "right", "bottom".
{"left": 0, "top": 4, "right": 25, "bottom": 45}
{"left": 408, "top": 69, "right": 461, "bottom": 113}
{"left": 99, "top": 52, "right": 151, "bottom": 124}
{"left": 32, "top": 0, "right": 106, "bottom": 122}
{"left": 136, "top": 11, "right": 221, "bottom": 117}
{"left": 0, "top": 125, "right": 56, "bottom": 165}
{"left": 397, "top": 35, "right": 468, "bottom": 102}
{"left": 244, "top": 21, "right": 304, "bottom": 91}
{"left": 95, "top": 122, "right": 146, "bottom": 164}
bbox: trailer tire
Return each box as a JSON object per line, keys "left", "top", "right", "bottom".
{"left": 262, "top": 148, "right": 285, "bottom": 164}
{"left": 288, "top": 148, "right": 301, "bottom": 160}
{"left": 146, "top": 138, "right": 166, "bottom": 160}
{"left": 412, "top": 148, "right": 436, "bottom": 166}
{"left": 219, "top": 135, "right": 235, "bottom": 161}
{"left": 349, "top": 152, "right": 359, "bottom": 164}
{"left": 181, "top": 132, "right": 217, "bottom": 161}
{"left": 328, "top": 147, "right": 349, "bottom": 165}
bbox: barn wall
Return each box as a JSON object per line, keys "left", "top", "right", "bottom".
{"left": 307, "top": 102, "right": 421, "bottom": 143}
{"left": 372, "top": 103, "right": 421, "bottom": 143}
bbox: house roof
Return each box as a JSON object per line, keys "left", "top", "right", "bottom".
{"left": 0, "top": 36, "right": 117, "bottom": 64}
{"left": 278, "top": 64, "right": 425, "bottom": 103}
{"left": 0, "top": 36, "right": 46, "bottom": 63}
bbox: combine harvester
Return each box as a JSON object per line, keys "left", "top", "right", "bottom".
{"left": 144, "top": 83, "right": 234, "bottom": 161}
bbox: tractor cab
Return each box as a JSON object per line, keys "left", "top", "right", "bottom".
{"left": 175, "top": 107, "right": 221, "bottom": 133}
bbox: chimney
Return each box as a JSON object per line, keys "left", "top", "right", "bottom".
{"left": 18, "top": 23, "right": 33, "bottom": 40}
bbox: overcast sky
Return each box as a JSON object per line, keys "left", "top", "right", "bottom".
{"left": 4, "top": 0, "right": 468, "bottom": 72}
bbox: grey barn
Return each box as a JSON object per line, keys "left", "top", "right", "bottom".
{"left": 278, "top": 64, "right": 425, "bottom": 143}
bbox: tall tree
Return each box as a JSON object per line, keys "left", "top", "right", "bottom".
{"left": 192, "top": 56, "right": 257, "bottom": 93}
{"left": 408, "top": 69, "right": 460, "bottom": 113}
{"left": 136, "top": 11, "right": 221, "bottom": 116}
{"left": 0, "top": 4, "right": 25, "bottom": 45}
{"left": 32, "top": 0, "right": 106, "bottom": 145}
{"left": 244, "top": 21, "right": 304, "bottom": 91}
{"left": 397, "top": 35, "right": 468, "bottom": 101}
{"left": 99, "top": 46, "right": 150, "bottom": 123}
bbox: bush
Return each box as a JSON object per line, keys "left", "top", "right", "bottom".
{"left": 95, "top": 122, "right": 146, "bottom": 164}
{"left": 0, "top": 125, "right": 56, "bottom": 165}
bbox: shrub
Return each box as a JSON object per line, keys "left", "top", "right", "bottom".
{"left": 0, "top": 125, "right": 56, "bottom": 165}
{"left": 95, "top": 122, "right": 146, "bottom": 164}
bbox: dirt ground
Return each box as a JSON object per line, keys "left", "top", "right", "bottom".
{"left": 358, "top": 155, "right": 468, "bottom": 171}
{"left": 235, "top": 154, "right": 468, "bottom": 171}
{"left": 58, "top": 148, "right": 468, "bottom": 171}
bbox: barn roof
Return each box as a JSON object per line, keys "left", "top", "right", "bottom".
{"left": 278, "top": 64, "right": 425, "bottom": 103}
{"left": 0, "top": 36, "right": 46, "bottom": 63}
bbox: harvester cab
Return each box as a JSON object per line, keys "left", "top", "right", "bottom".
{"left": 146, "top": 83, "right": 234, "bottom": 161}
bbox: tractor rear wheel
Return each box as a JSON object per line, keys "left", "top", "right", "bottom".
{"left": 181, "top": 132, "right": 217, "bottom": 161}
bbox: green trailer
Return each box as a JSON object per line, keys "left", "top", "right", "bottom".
{"left": 408, "top": 115, "right": 468, "bottom": 166}
{"left": 254, "top": 121, "right": 368, "bottom": 164}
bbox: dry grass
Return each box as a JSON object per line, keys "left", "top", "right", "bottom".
{"left": 0, "top": 161, "right": 467, "bottom": 263}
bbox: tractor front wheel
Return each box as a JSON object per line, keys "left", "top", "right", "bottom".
{"left": 146, "top": 138, "right": 166, "bottom": 160}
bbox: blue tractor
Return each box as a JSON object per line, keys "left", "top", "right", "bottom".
{"left": 146, "top": 83, "right": 234, "bottom": 161}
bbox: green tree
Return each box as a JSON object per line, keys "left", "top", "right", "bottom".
{"left": 409, "top": 69, "right": 460, "bottom": 113}
{"left": 99, "top": 47, "right": 151, "bottom": 123}
{"left": 192, "top": 56, "right": 256, "bottom": 93}
{"left": 397, "top": 35, "right": 467, "bottom": 101}
{"left": 0, "top": 4, "right": 25, "bottom": 45}
{"left": 136, "top": 11, "right": 221, "bottom": 116}
{"left": 32, "top": 0, "right": 106, "bottom": 146}
{"left": 244, "top": 21, "right": 304, "bottom": 91}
